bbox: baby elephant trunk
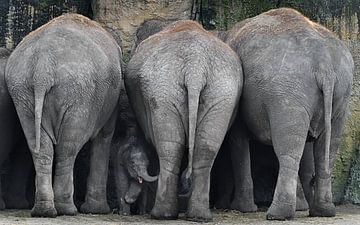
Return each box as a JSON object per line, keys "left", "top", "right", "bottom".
{"left": 137, "top": 167, "right": 158, "bottom": 183}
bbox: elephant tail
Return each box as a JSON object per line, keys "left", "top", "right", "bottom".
{"left": 33, "top": 58, "right": 54, "bottom": 154}
{"left": 185, "top": 84, "right": 203, "bottom": 180}
{"left": 34, "top": 87, "right": 46, "bottom": 154}
{"left": 322, "top": 77, "right": 335, "bottom": 174}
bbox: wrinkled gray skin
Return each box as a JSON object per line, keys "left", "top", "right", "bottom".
{"left": 0, "top": 48, "right": 33, "bottom": 210}
{"left": 112, "top": 88, "right": 157, "bottom": 215}
{"left": 221, "top": 8, "right": 353, "bottom": 220}
{"left": 5, "top": 14, "right": 122, "bottom": 217}
{"left": 126, "top": 20, "right": 242, "bottom": 222}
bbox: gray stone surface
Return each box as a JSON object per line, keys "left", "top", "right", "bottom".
{"left": 92, "top": 0, "right": 193, "bottom": 59}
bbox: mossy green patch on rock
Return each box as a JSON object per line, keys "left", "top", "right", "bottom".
{"left": 333, "top": 102, "right": 360, "bottom": 203}
{"left": 338, "top": 35, "right": 360, "bottom": 203}
{"left": 344, "top": 147, "right": 360, "bottom": 204}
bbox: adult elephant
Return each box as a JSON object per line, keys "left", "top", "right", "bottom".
{"left": 125, "top": 20, "right": 242, "bottom": 221}
{"left": 5, "top": 14, "right": 122, "bottom": 217}
{"left": 0, "top": 48, "right": 32, "bottom": 210}
{"left": 222, "top": 8, "right": 353, "bottom": 220}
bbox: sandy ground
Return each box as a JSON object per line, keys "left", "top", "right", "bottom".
{"left": 0, "top": 204, "right": 359, "bottom": 225}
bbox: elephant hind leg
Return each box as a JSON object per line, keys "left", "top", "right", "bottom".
{"left": 53, "top": 143, "right": 81, "bottom": 216}
{"left": 149, "top": 105, "right": 186, "bottom": 220}
{"left": 30, "top": 129, "right": 57, "bottom": 218}
{"left": 228, "top": 120, "right": 257, "bottom": 212}
{"left": 11, "top": 92, "right": 56, "bottom": 217}
{"left": 267, "top": 108, "right": 309, "bottom": 220}
{"left": 310, "top": 112, "right": 346, "bottom": 217}
{"left": 15, "top": 107, "right": 56, "bottom": 216}
{"left": 186, "top": 97, "right": 238, "bottom": 222}
{"left": 80, "top": 107, "right": 118, "bottom": 214}
{"left": 151, "top": 140, "right": 185, "bottom": 220}
{"left": 310, "top": 131, "right": 336, "bottom": 217}
{"left": 53, "top": 113, "right": 93, "bottom": 215}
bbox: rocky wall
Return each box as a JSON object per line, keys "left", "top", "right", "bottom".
{"left": 91, "top": 0, "right": 193, "bottom": 59}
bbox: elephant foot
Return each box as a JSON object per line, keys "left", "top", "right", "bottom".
{"left": 296, "top": 196, "right": 309, "bottom": 211}
{"left": 266, "top": 202, "right": 295, "bottom": 220}
{"left": 231, "top": 200, "right": 258, "bottom": 213}
{"left": 151, "top": 203, "right": 178, "bottom": 220}
{"left": 309, "top": 202, "right": 335, "bottom": 217}
{"left": 186, "top": 206, "right": 212, "bottom": 222}
{"left": 5, "top": 196, "right": 30, "bottom": 209}
{"left": 80, "top": 199, "right": 110, "bottom": 214}
{"left": 31, "top": 201, "right": 57, "bottom": 218}
{"left": 55, "top": 201, "right": 78, "bottom": 216}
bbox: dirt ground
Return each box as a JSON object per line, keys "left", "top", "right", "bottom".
{"left": 0, "top": 204, "right": 359, "bottom": 225}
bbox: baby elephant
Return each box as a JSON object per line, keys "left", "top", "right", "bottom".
{"left": 126, "top": 20, "right": 242, "bottom": 221}
{"left": 5, "top": 14, "right": 122, "bottom": 217}
{"left": 114, "top": 135, "right": 157, "bottom": 215}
